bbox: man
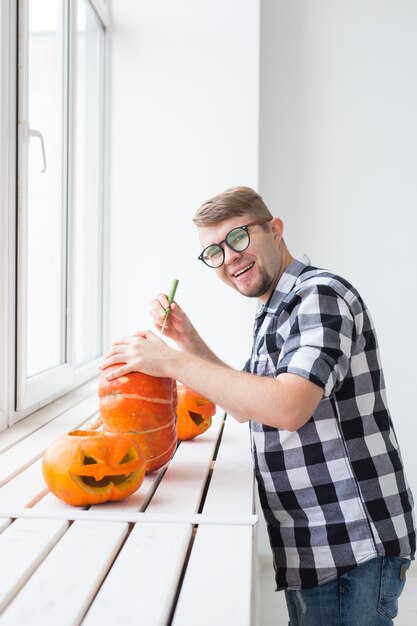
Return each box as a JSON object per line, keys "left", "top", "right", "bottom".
{"left": 100, "top": 186, "right": 415, "bottom": 625}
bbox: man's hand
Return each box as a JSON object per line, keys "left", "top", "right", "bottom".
{"left": 99, "top": 330, "right": 173, "bottom": 380}
{"left": 150, "top": 294, "right": 190, "bottom": 343}
{"left": 150, "top": 294, "right": 226, "bottom": 366}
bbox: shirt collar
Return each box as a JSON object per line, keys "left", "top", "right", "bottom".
{"left": 255, "top": 254, "right": 311, "bottom": 318}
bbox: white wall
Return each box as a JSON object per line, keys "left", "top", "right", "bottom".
{"left": 260, "top": 0, "right": 417, "bottom": 499}
{"left": 108, "top": 0, "right": 260, "bottom": 369}
{"left": 109, "top": 0, "right": 417, "bottom": 562}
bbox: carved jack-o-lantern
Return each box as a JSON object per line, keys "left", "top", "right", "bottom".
{"left": 42, "top": 430, "right": 146, "bottom": 506}
{"left": 98, "top": 366, "right": 177, "bottom": 472}
{"left": 176, "top": 384, "right": 216, "bottom": 441}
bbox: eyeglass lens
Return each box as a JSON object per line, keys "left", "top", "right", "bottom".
{"left": 202, "top": 226, "right": 250, "bottom": 267}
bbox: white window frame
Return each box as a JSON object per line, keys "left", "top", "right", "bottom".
{"left": 0, "top": 0, "right": 110, "bottom": 427}
{"left": 0, "top": 1, "right": 18, "bottom": 431}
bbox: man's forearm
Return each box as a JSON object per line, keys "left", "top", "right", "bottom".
{"left": 162, "top": 349, "right": 323, "bottom": 430}
{"left": 176, "top": 326, "right": 229, "bottom": 368}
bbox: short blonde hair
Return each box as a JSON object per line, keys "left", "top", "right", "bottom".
{"left": 193, "top": 186, "right": 273, "bottom": 227}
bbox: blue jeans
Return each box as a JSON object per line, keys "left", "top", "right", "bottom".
{"left": 284, "top": 557, "right": 411, "bottom": 626}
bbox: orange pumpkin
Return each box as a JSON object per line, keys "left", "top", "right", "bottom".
{"left": 98, "top": 366, "right": 177, "bottom": 472}
{"left": 42, "top": 430, "right": 146, "bottom": 506}
{"left": 176, "top": 384, "right": 216, "bottom": 441}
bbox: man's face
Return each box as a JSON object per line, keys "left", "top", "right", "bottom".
{"left": 197, "top": 214, "right": 284, "bottom": 302}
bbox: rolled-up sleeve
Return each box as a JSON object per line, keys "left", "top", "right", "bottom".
{"left": 275, "top": 284, "right": 354, "bottom": 397}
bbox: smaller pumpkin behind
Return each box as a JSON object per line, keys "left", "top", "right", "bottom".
{"left": 42, "top": 430, "right": 146, "bottom": 506}
{"left": 176, "top": 384, "right": 216, "bottom": 441}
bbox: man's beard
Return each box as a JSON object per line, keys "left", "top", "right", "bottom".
{"left": 234, "top": 265, "right": 274, "bottom": 299}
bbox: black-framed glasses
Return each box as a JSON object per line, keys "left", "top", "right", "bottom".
{"left": 198, "top": 218, "right": 272, "bottom": 268}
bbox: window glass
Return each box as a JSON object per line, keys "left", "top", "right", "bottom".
{"left": 26, "top": 0, "right": 66, "bottom": 376}
{"left": 73, "top": 0, "right": 105, "bottom": 365}
{"left": 14, "top": 0, "right": 106, "bottom": 416}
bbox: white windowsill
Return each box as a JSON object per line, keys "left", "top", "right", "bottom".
{"left": 0, "top": 377, "right": 99, "bottom": 454}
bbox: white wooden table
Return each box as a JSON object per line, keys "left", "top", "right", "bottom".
{"left": 0, "top": 381, "right": 257, "bottom": 625}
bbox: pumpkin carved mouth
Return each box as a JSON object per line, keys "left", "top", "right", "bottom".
{"left": 79, "top": 473, "right": 135, "bottom": 488}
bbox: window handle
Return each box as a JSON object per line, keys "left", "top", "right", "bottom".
{"left": 24, "top": 123, "right": 47, "bottom": 173}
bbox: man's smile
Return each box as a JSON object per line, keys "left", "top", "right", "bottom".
{"left": 232, "top": 262, "right": 255, "bottom": 279}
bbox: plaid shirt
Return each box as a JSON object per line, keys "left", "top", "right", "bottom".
{"left": 247, "top": 255, "right": 415, "bottom": 590}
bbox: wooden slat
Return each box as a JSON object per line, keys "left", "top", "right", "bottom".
{"left": 172, "top": 524, "right": 255, "bottom": 626}
{"left": 0, "top": 459, "right": 47, "bottom": 509}
{"left": 0, "top": 518, "right": 11, "bottom": 533}
{"left": 82, "top": 523, "right": 192, "bottom": 626}
{"left": 0, "top": 518, "right": 69, "bottom": 612}
{"left": 0, "top": 395, "right": 99, "bottom": 487}
{"left": 0, "top": 403, "right": 257, "bottom": 625}
{"left": 0, "top": 507, "right": 257, "bottom": 526}
{"left": 34, "top": 491, "right": 88, "bottom": 512}
{"left": 203, "top": 415, "right": 254, "bottom": 516}
{"left": 145, "top": 409, "right": 224, "bottom": 515}
{"left": 0, "top": 521, "right": 129, "bottom": 626}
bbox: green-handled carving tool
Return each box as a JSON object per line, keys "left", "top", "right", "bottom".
{"left": 160, "top": 278, "right": 179, "bottom": 335}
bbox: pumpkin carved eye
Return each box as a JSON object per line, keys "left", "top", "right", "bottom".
{"left": 83, "top": 456, "right": 98, "bottom": 465}
{"left": 188, "top": 410, "right": 205, "bottom": 426}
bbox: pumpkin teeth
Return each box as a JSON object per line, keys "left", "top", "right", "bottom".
{"left": 78, "top": 473, "right": 134, "bottom": 488}
{"left": 67, "top": 468, "right": 145, "bottom": 496}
